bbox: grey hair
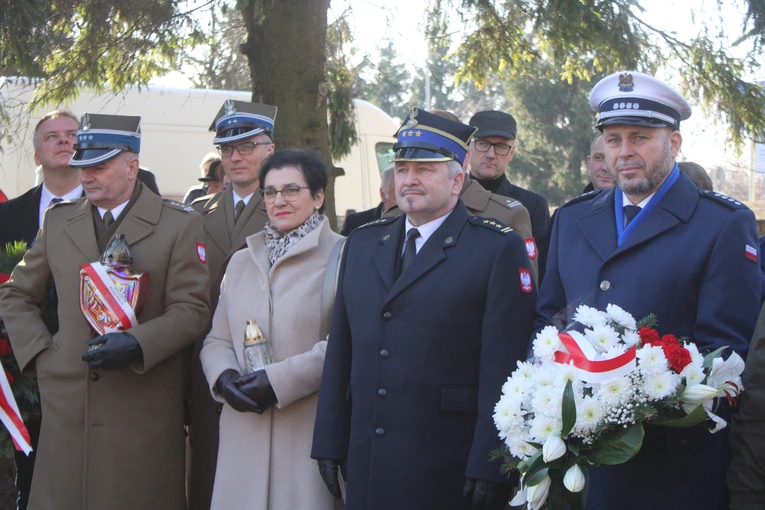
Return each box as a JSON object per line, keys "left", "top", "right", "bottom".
{"left": 380, "top": 165, "right": 395, "bottom": 196}
{"left": 447, "top": 160, "right": 463, "bottom": 179}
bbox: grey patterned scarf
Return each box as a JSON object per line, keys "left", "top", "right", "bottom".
{"left": 264, "top": 210, "right": 323, "bottom": 266}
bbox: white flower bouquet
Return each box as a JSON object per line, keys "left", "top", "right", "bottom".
{"left": 494, "top": 304, "right": 744, "bottom": 510}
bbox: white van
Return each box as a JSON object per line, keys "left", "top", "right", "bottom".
{"left": 0, "top": 79, "right": 397, "bottom": 216}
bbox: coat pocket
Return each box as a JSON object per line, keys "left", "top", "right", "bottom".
{"left": 440, "top": 386, "right": 478, "bottom": 413}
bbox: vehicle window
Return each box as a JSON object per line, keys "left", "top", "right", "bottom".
{"left": 375, "top": 142, "right": 394, "bottom": 173}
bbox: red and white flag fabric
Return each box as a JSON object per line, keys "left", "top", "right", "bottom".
{"left": 0, "top": 360, "right": 32, "bottom": 455}
{"left": 80, "top": 262, "right": 139, "bottom": 332}
{"left": 554, "top": 331, "right": 637, "bottom": 384}
{"left": 746, "top": 244, "right": 758, "bottom": 263}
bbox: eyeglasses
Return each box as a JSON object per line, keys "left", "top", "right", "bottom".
{"left": 473, "top": 140, "right": 513, "bottom": 156}
{"left": 218, "top": 141, "right": 271, "bottom": 158}
{"left": 259, "top": 185, "right": 309, "bottom": 203}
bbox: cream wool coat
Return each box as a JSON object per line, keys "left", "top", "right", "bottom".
{"left": 201, "top": 217, "right": 342, "bottom": 510}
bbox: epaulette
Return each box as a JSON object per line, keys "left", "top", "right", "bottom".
{"left": 163, "top": 199, "right": 194, "bottom": 213}
{"left": 558, "top": 189, "right": 604, "bottom": 210}
{"left": 488, "top": 194, "right": 523, "bottom": 209}
{"left": 357, "top": 216, "right": 396, "bottom": 229}
{"left": 469, "top": 216, "right": 513, "bottom": 234}
{"left": 698, "top": 189, "right": 748, "bottom": 210}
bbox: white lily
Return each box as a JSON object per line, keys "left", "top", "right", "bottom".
{"left": 706, "top": 352, "right": 744, "bottom": 394}
{"left": 681, "top": 384, "right": 720, "bottom": 406}
{"left": 563, "top": 464, "right": 586, "bottom": 493}
{"left": 542, "top": 435, "right": 567, "bottom": 463}
{"left": 527, "top": 475, "right": 552, "bottom": 510}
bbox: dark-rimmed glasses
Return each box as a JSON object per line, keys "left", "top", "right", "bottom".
{"left": 473, "top": 139, "right": 513, "bottom": 156}
{"left": 218, "top": 141, "right": 271, "bottom": 158}
{"left": 259, "top": 185, "right": 309, "bottom": 204}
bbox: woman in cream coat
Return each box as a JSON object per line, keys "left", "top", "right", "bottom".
{"left": 201, "top": 149, "right": 342, "bottom": 510}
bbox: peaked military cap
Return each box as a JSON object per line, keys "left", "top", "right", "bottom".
{"left": 210, "top": 99, "right": 277, "bottom": 145}
{"left": 393, "top": 107, "right": 477, "bottom": 164}
{"left": 70, "top": 114, "right": 141, "bottom": 168}
{"left": 590, "top": 71, "right": 691, "bottom": 130}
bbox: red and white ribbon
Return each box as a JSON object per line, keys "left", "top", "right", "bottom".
{"left": 0, "top": 360, "right": 32, "bottom": 455}
{"left": 554, "top": 331, "right": 637, "bottom": 383}
{"left": 81, "top": 262, "right": 138, "bottom": 332}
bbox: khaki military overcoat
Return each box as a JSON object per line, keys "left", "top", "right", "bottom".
{"left": 0, "top": 184, "right": 211, "bottom": 510}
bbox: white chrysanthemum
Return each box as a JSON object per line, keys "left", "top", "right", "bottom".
{"left": 533, "top": 326, "right": 563, "bottom": 359}
{"left": 514, "top": 360, "right": 536, "bottom": 380}
{"left": 574, "top": 395, "right": 604, "bottom": 435}
{"left": 685, "top": 343, "right": 704, "bottom": 367}
{"left": 532, "top": 385, "right": 563, "bottom": 418}
{"left": 622, "top": 329, "right": 640, "bottom": 347}
{"left": 531, "top": 367, "right": 556, "bottom": 388}
{"left": 502, "top": 376, "right": 527, "bottom": 400}
{"left": 573, "top": 305, "right": 607, "bottom": 328}
{"left": 637, "top": 345, "right": 669, "bottom": 376}
{"left": 597, "top": 376, "right": 632, "bottom": 407}
{"left": 602, "top": 344, "right": 629, "bottom": 360}
{"left": 494, "top": 399, "right": 525, "bottom": 439}
{"left": 529, "top": 414, "right": 562, "bottom": 443}
{"left": 553, "top": 363, "right": 580, "bottom": 390}
{"left": 505, "top": 436, "right": 537, "bottom": 460}
{"left": 680, "top": 363, "right": 705, "bottom": 385}
{"left": 585, "top": 324, "right": 621, "bottom": 353}
{"left": 605, "top": 304, "right": 637, "bottom": 330}
{"left": 642, "top": 372, "right": 680, "bottom": 401}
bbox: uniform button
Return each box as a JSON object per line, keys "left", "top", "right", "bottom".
{"left": 382, "top": 311, "right": 392, "bottom": 321}
{"left": 90, "top": 372, "right": 100, "bottom": 381}
{"left": 599, "top": 280, "right": 611, "bottom": 291}
{"left": 377, "top": 388, "right": 387, "bottom": 398}
{"left": 375, "top": 427, "right": 385, "bottom": 437}
{"left": 379, "top": 349, "right": 389, "bottom": 359}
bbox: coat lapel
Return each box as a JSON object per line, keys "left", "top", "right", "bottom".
{"left": 203, "top": 191, "right": 231, "bottom": 255}
{"left": 576, "top": 189, "right": 618, "bottom": 262}
{"left": 230, "top": 193, "right": 267, "bottom": 248}
{"left": 611, "top": 173, "right": 698, "bottom": 258}
{"left": 385, "top": 203, "right": 468, "bottom": 305}
{"left": 64, "top": 199, "right": 101, "bottom": 262}
{"left": 116, "top": 185, "right": 161, "bottom": 247}
{"left": 372, "top": 217, "right": 404, "bottom": 295}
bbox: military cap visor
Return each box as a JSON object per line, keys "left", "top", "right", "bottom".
{"left": 70, "top": 114, "right": 141, "bottom": 168}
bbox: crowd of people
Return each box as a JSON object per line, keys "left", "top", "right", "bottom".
{"left": 0, "top": 70, "right": 762, "bottom": 510}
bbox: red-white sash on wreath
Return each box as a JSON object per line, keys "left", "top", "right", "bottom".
{"left": 554, "top": 331, "right": 637, "bottom": 383}
{"left": 0, "top": 360, "right": 32, "bottom": 455}
{"left": 81, "top": 262, "right": 139, "bottom": 332}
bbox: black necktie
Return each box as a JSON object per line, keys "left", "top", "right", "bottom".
{"left": 48, "top": 197, "right": 63, "bottom": 208}
{"left": 400, "top": 228, "right": 421, "bottom": 276}
{"left": 234, "top": 200, "right": 246, "bottom": 224}
{"left": 103, "top": 211, "right": 114, "bottom": 229}
{"left": 623, "top": 205, "right": 641, "bottom": 226}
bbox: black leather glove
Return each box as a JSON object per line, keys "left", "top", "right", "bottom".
{"left": 216, "top": 370, "right": 262, "bottom": 414}
{"left": 316, "top": 458, "right": 344, "bottom": 499}
{"left": 232, "top": 369, "right": 278, "bottom": 412}
{"left": 462, "top": 478, "right": 512, "bottom": 510}
{"left": 82, "top": 332, "right": 143, "bottom": 370}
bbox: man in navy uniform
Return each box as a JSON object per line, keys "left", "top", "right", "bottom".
{"left": 536, "top": 71, "right": 761, "bottom": 509}
{"left": 312, "top": 108, "right": 537, "bottom": 509}
{"left": 188, "top": 100, "right": 276, "bottom": 510}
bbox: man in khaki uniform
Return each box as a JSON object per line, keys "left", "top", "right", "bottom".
{"left": 188, "top": 100, "right": 276, "bottom": 510}
{"left": 0, "top": 114, "right": 211, "bottom": 509}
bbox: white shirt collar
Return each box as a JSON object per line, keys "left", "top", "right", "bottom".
{"left": 98, "top": 199, "right": 130, "bottom": 223}
{"left": 39, "top": 183, "right": 82, "bottom": 228}
{"left": 232, "top": 190, "right": 254, "bottom": 206}
{"left": 402, "top": 210, "right": 453, "bottom": 255}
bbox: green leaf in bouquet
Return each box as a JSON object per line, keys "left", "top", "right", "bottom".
{"left": 703, "top": 346, "right": 728, "bottom": 370}
{"left": 561, "top": 380, "right": 577, "bottom": 437}
{"left": 585, "top": 423, "right": 644, "bottom": 466}
{"left": 547, "top": 467, "right": 567, "bottom": 509}
{"left": 525, "top": 466, "right": 549, "bottom": 488}
{"left": 567, "top": 441, "right": 580, "bottom": 456}
{"left": 522, "top": 452, "right": 547, "bottom": 486}
{"left": 636, "top": 313, "right": 657, "bottom": 329}
{"left": 652, "top": 404, "right": 707, "bottom": 428}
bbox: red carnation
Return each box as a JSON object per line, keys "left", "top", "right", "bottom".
{"left": 0, "top": 339, "right": 12, "bottom": 357}
{"left": 5, "top": 371, "right": 13, "bottom": 385}
{"left": 638, "top": 327, "right": 660, "bottom": 346}
{"left": 660, "top": 334, "right": 679, "bottom": 346}
{"left": 0, "top": 273, "right": 9, "bottom": 285}
{"left": 666, "top": 346, "right": 692, "bottom": 372}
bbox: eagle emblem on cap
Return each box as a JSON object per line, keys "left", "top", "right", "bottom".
{"left": 406, "top": 107, "right": 419, "bottom": 128}
{"left": 223, "top": 99, "right": 237, "bottom": 116}
{"left": 618, "top": 73, "right": 634, "bottom": 92}
{"left": 80, "top": 113, "right": 91, "bottom": 132}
